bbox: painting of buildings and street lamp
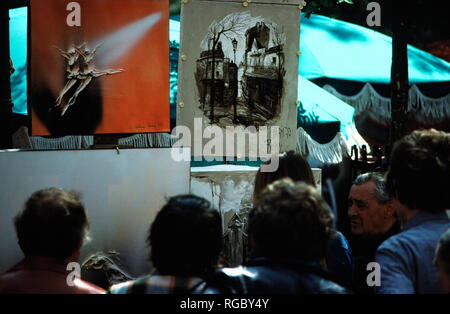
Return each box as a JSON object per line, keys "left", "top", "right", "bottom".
{"left": 177, "top": 2, "right": 299, "bottom": 156}
{"left": 195, "top": 12, "right": 286, "bottom": 127}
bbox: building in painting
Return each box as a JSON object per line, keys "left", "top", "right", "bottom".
{"left": 243, "top": 22, "right": 284, "bottom": 119}
{"left": 196, "top": 42, "right": 238, "bottom": 108}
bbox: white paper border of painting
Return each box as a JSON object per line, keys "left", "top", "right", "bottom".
{"left": 177, "top": 1, "right": 299, "bottom": 157}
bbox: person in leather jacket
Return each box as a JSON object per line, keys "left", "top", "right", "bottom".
{"left": 205, "top": 179, "right": 348, "bottom": 294}
{"left": 252, "top": 151, "right": 354, "bottom": 288}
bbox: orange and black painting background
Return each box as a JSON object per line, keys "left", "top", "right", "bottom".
{"left": 30, "top": 0, "right": 169, "bottom": 136}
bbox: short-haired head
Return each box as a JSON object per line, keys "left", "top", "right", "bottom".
{"left": 249, "top": 178, "right": 333, "bottom": 262}
{"left": 14, "top": 188, "right": 90, "bottom": 259}
{"left": 348, "top": 172, "right": 397, "bottom": 236}
{"left": 148, "top": 195, "right": 222, "bottom": 277}
{"left": 386, "top": 129, "right": 450, "bottom": 212}
{"left": 353, "top": 172, "right": 392, "bottom": 204}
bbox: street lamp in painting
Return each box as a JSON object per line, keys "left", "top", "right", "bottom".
{"left": 232, "top": 38, "right": 238, "bottom": 122}
{"left": 232, "top": 38, "right": 237, "bottom": 64}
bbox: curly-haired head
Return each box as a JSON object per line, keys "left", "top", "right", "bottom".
{"left": 386, "top": 129, "right": 450, "bottom": 212}
{"left": 249, "top": 179, "right": 333, "bottom": 262}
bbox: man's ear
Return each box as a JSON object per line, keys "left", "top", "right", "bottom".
{"left": 67, "top": 248, "right": 81, "bottom": 263}
{"left": 385, "top": 202, "right": 395, "bottom": 219}
{"left": 18, "top": 240, "right": 27, "bottom": 256}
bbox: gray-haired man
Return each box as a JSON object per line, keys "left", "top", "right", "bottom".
{"left": 347, "top": 172, "right": 400, "bottom": 293}
{"left": 348, "top": 172, "right": 398, "bottom": 236}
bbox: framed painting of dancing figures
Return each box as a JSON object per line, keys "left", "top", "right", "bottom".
{"left": 30, "top": 0, "right": 169, "bottom": 136}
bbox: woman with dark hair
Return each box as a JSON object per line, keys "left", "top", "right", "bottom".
{"left": 253, "top": 151, "right": 315, "bottom": 201}
{"left": 252, "top": 151, "right": 354, "bottom": 288}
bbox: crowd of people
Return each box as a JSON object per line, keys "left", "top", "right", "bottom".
{"left": 0, "top": 129, "right": 449, "bottom": 294}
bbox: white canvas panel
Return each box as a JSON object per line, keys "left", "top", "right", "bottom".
{"left": 190, "top": 165, "right": 321, "bottom": 227}
{"left": 0, "top": 148, "right": 190, "bottom": 277}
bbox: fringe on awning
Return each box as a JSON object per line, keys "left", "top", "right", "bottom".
{"left": 323, "top": 83, "right": 450, "bottom": 123}
{"left": 12, "top": 127, "right": 175, "bottom": 150}
{"left": 118, "top": 133, "right": 176, "bottom": 148}
{"left": 17, "top": 125, "right": 369, "bottom": 166}
{"left": 324, "top": 83, "right": 391, "bottom": 122}
{"left": 408, "top": 85, "right": 450, "bottom": 123}
{"left": 29, "top": 135, "right": 93, "bottom": 150}
{"left": 296, "top": 127, "right": 348, "bottom": 164}
{"left": 11, "top": 126, "right": 94, "bottom": 150}
{"left": 296, "top": 124, "right": 369, "bottom": 164}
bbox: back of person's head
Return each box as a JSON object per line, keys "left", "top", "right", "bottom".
{"left": 435, "top": 228, "right": 450, "bottom": 293}
{"left": 386, "top": 129, "right": 450, "bottom": 212}
{"left": 254, "top": 151, "right": 315, "bottom": 201}
{"left": 14, "top": 188, "right": 90, "bottom": 259}
{"left": 148, "top": 195, "right": 222, "bottom": 277}
{"left": 249, "top": 178, "right": 333, "bottom": 262}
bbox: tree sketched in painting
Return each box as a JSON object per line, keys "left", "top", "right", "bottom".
{"left": 196, "top": 13, "right": 247, "bottom": 123}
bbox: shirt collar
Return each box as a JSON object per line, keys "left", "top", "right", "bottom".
{"left": 10, "top": 256, "right": 69, "bottom": 276}
{"left": 150, "top": 270, "right": 203, "bottom": 289}
{"left": 404, "top": 211, "right": 450, "bottom": 231}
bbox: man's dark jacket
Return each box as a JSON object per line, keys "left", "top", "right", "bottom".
{"left": 201, "top": 258, "right": 349, "bottom": 294}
